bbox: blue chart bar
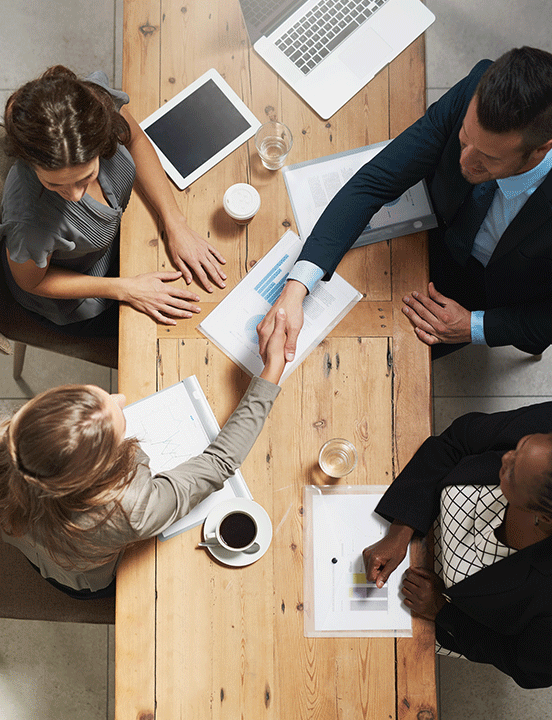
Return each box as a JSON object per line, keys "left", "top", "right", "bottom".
{"left": 254, "top": 254, "right": 290, "bottom": 305}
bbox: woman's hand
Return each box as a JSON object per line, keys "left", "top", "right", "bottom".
{"left": 259, "top": 309, "right": 288, "bottom": 385}
{"left": 363, "top": 521, "right": 415, "bottom": 588}
{"left": 119, "top": 271, "right": 202, "bottom": 324}
{"left": 401, "top": 567, "right": 447, "bottom": 621}
{"left": 122, "top": 108, "right": 227, "bottom": 294}
{"left": 165, "top": 216, "right": 227, "bottom": 293}
{"left": 257, "top": 280, "right": 307, "bottom": 363}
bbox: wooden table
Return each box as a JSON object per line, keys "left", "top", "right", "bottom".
{"left": 116, "top": 2, "right": 435, "bottom": 718}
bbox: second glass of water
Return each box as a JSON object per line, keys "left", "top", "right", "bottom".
{"left": 318, "top": 438, "right": 358, "bottom": 478}
{"left": 255, "top": 121, "right": 293, "bottom": 170}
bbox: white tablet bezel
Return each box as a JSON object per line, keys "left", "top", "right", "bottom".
{"left": 140, "top": 68, "right": 261, "bottom": 190}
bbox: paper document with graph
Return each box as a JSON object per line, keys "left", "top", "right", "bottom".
{"left": 123, "top": 376, "right": 251, "bottom": 540}
{"left": 303, "top": 485, "right": 412, "bottom": 637}
{"left": 198, "top": 230, "right": 362, "bottom": 383}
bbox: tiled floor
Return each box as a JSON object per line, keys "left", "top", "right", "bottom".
{"left": 1, "top": 1, "right": 551, "bottom": 718}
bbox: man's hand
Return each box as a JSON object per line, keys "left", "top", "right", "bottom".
{"left": 363, "top": 521, "right": 414, "bottom": 588}
{"left": 402, "top": 282, "right": 471, "bottom": 345}
{"left": 165, "top": 216, "right": 227, "bottom": 293}
{"left": 401, "top": 567, "right": 447, "bottom": 621}
{"left": 257, "top": 280, "right": 307, "bottom": 363}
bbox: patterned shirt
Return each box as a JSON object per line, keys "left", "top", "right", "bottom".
{"left": 433, "top": 484, "right": 516, "bottom": 657}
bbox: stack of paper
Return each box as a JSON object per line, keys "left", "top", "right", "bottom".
{"left": 282, "top": 140, "right": 437, "bottom": 248}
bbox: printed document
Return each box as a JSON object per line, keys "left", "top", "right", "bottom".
{"left": 199, "top": 230, "right": 362, "bottom": 383}
{"left": 283, "top": 140, "right": 437, "bottom": 248}
{"left": 303, "top": 486, "right": 412, "bottom": 637}
{"left": 124, "top": 377, "right": 251, "bottom": 540}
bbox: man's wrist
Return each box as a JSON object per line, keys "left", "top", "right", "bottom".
{"left": 282, "top": 278, "right": 308, "bottom": 302}
{"left": 287, "top": 260, "right": 324, "bottom": 293}
{"left": 470, "top": 310, "right": 486, "bottom": 344}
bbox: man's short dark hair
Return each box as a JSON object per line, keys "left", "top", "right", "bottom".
{"left": 475, "top": 46, "right": 552, "bottom": 151}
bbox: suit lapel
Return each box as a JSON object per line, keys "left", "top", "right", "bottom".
{"left": 488, "top": 168, "right": 552, "bottom": 265}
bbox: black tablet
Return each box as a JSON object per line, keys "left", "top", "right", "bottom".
{"left": 140, "top": 69, "right": 260, "bottom": 190}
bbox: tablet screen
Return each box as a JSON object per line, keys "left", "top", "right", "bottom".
{"left": 144, "top": 79, "right": 253, "bottom": 181}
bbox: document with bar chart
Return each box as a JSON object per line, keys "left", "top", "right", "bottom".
{"left": 198, "top": 230, "right": 362, "bottom": 382}
{"left": 303, "top": 485, "right": 412, "bottom": 638}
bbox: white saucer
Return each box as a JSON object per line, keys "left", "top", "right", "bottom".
{"left": 201, "top": 498, "right": 272, "bottom": 567}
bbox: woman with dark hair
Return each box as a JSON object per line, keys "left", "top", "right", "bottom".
{"left": 363, "top": 402, "right": 552, "bottom": 689}
{"left": 1, "top": 66, "right": 227, "bottom": 336}
{"left": 0, "top": 310, "right": 287, "bottom": 598}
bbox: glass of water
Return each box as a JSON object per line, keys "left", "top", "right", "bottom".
{"left": 318, "top": 438, "right": 358, "bottom": 478}
{"left": 255, "top": 121, "right": 293, "bottom": 170}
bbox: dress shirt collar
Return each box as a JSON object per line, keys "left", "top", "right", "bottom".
{"left": 497, "top": 148, "right": 552, "bottom": 200}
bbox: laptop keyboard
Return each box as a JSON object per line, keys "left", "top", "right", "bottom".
{"left": 275, "top": 0, "right": 390, "bottom": 75}
{"left": 241, "top": 0, "right": 284, "bottom": 26}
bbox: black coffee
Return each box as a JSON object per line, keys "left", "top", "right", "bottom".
{"left": 219, "top": 512, "right": 256, "bottom": 549}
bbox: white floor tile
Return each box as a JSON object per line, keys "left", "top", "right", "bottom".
{"left": 107, "top": 625, "right": 115, "bottom": 720}
{"left": 433, "top": 344, "right": 552, "bottom": 398}
{"left": 439, "top": 655, "right": 552, "bottom": 719}
{"left": 425, "top": 0, "right": 552, "bottom": 91}
{"left": 0, "top": 618, "right": 109, "bottom": 720}
{"left": 0, "top": 0, "right": 117, "bottom": 90}
{"left": 426, "top": 87, "right": 447, "bottom": 108}
{"left": 0, "top": 347, "right": 112, "bottom": 399}
{"left": 114, "top": 0, "right": 124, "bottom": 90}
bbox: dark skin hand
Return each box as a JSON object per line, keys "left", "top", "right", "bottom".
{"left": 401, "top": 567, "right": 447, "bottom": 621}
{"left": 363, "top": 521, "right": 414, "bottom": 588}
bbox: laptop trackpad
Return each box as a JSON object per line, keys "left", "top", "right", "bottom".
{"left": 338, "top": 27, "right": 394, "bottom": 79}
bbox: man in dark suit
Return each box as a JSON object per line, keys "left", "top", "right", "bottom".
{"left": 364, "top": 401, "right": 552, "bottom": 688}
{"left": 257, "top": 47, "right": 552, "bottom": 359}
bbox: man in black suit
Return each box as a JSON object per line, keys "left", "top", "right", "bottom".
{"left": 364, "top": 401, "right": 552, "bottom": 688}
{"left": 257, "top": 47, "right": 552, "bottom": 359}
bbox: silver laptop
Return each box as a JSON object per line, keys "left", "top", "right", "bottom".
{"left": 239, "top": 0, "right": 435, "bottom": 119}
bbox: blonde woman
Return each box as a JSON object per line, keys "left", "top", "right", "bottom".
{"left": 0, "top": 312, "right": 287, "bottom": 599}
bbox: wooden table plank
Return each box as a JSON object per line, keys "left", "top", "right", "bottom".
{"left": 273, "top": 337, "right": 396, "bottom": 720}
{"left": 115, "top": 2, "right": 162, "bottom": 719}
{"left": 389, "top": 39, "right": 437, "bottom": 720}
{"left": 155, "top": 300, "right": 393, "bottom": 339}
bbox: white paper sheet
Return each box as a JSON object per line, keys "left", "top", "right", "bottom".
{"left": 283, "top": 140, "right": 437, "bottom": 248}
{"left": 199, "top": 230, "right": 362, "bottom": 383}
{"left": 123, "top": 378, "right": 251, "bottom": 539}
{"left": 304, "top": 486, "right": 412, "bottom": 637}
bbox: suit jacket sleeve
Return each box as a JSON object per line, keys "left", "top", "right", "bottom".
{"left": 484, "top": 295, "right": 552, "bottom": 350}
{"left": 436, "top": 600, "right": 552, "bottom": 689}
{"left": 375, "top": 401, "right": 552, "bottom": 535}
{"left": 120, "top": 376, "right": 280, "bottom": 539}
{"left": 297, "top": 60, "right": 491, "bottom": 278}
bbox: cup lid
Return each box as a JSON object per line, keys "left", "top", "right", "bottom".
{"left": 223, "top": 183, "right": 261, "bottom": 219}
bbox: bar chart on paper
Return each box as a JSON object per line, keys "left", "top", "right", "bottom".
{"left": 254, "top": 254, "right": 290, "bottom": 305}
{"left": 199, "top": 231, "right": 362, "bottom": 381}
{"left": 303, "top": 485, "right": 412, "bottom": 637}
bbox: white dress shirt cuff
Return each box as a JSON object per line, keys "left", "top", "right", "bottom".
{"left": 470, "top": 310, "right": 486, "bottom": 344}
{"left": 287, "top": 261, "right": 324, "bottom": 293}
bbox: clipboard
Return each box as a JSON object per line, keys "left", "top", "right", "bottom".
{"left": 123, "top": 376, "right": 252, "bottom": 540}
{"left": 283, "top": 140, "right": 437, "bottom": 247}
